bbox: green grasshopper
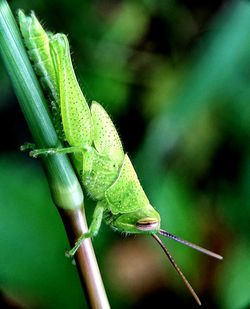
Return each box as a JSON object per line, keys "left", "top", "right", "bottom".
{"left": 18, "top": 11, "right": 222, "bottom": 305}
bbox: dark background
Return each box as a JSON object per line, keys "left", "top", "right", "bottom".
{"left": 0, "top": 0, "right": 250, "bottom": 308}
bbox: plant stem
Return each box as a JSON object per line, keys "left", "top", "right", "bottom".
{"left": 59, "top": 208, "right": 110, "bottom": 308}
{"left": 0, "top": 1, "right": 110, "bottom": 307}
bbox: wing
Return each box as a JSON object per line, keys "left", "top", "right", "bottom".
{"left": 90, "top": 101, "right": 124, "bottom": 165}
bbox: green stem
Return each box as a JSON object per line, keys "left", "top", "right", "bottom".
{"left": 0, "top": 1, "right": 110, "bottom": 307}
{"left": 0, "top": 0, "right": 81, "bottom": 210}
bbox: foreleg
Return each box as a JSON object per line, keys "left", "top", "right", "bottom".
{"left": 21, "top": 143, "right": 92, "bottom": 158}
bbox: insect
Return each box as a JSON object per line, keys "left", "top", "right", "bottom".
{"left": 18, "top": 10, "right": 222, "bottom": 305}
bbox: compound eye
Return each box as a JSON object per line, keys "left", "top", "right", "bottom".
{"left": 136, "top": 218, "right": 159, "bottom": 231}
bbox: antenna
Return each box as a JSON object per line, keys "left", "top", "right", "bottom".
{"left": 152, "top": 234, "right": 202, "bottom": 306}
{"left": 159, "top": 229, "right": 223, "bottom": 260}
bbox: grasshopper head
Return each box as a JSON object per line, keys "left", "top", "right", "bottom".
{"left": 111, "top": 205, "right": 160, "bottom": 234}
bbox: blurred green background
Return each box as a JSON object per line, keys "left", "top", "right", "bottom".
{"left": 0, "top": 0, "right": 250, "bottom": 308}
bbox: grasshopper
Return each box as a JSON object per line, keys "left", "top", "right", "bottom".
{"left": 18, "top": 11, "right": 222, "bottom": 305}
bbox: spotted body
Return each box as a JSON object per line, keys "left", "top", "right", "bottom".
{"left": 18, "top": 11, "right": 222, "bottom": 305}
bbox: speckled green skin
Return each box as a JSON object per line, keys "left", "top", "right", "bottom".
{"left": 18, "top": 11, "right": 160, "bottom": 255}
